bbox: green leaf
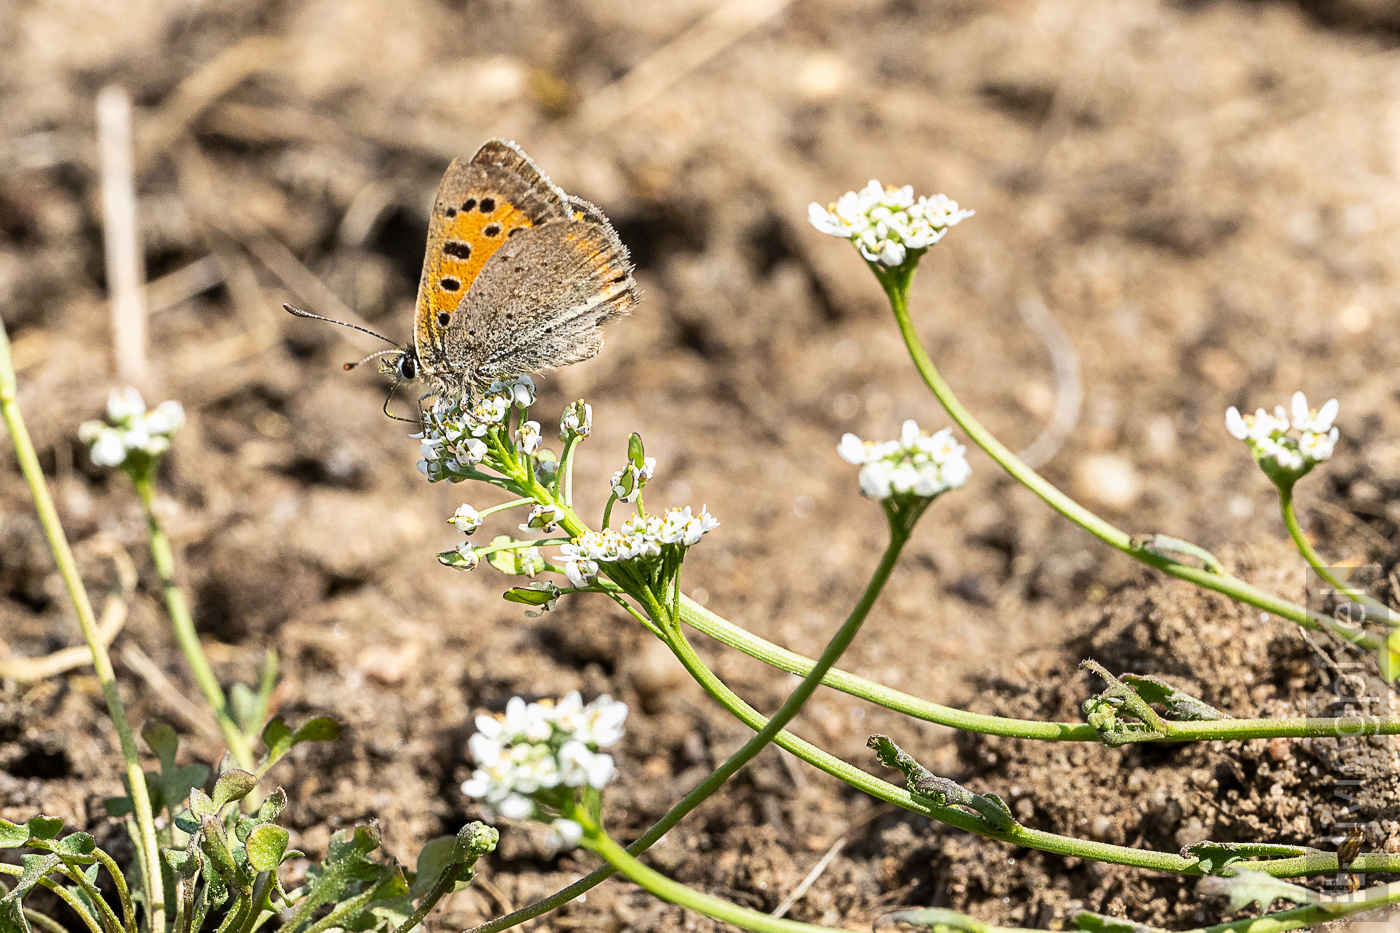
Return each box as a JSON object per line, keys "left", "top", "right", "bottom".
{"left": 291, "top": 718, "right": 341, "bottom": 745}
{"left": 161, "top": 764, "right": 210, "bottom": 817}
{"left": 25, "top": 818, "right": 62, "bottom": 842}
{"left": 875, "top": 908, "right": 990, "bottom": 933}
{"left": 1074, "top": 912, "right": 1161, "bottom": 933}
{"left": 262, "top": 716, "right": 294, "bottom": 762}
{"left": 486, "top": 537, "right": 545, "bottom": 577}
{"left": 211, "top": 769, "right": 257, "bottom": 811}
{"left": 53, "top": 833, "right": 95, "bottom": 857}
{"left": 1198, "top": 870, "right": 1319, "bottom": 912}
{"left": 408, "top": 837, "right": 457, "bottom": 899}
{"left": 142, "top": 722, "right": 180, "bottom": 771}
{"left": 1120, "top": 674, "right": 1223, "bottom": 722}
{"left": 1181, "top": 841, "right": 1310, "bottom": 876}
{"left": 246, "top": 825, "right": 290, "bottom": 873}
{"left": 187, "top": 788, "right": 215, "bottom": 820}
{"left": 257, "top": 789, "right": 288, "bottom": 825}
{"left": 0, "top": 820, "right": 30, "bottom": 849}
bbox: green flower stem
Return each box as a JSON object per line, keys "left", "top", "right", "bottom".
{"left": 0, "top": 868, "right": 105, "bottom": 933}
{"left": 90, "top": 847, "right": 135, "bottom": 933}
{"left": 663, "top": 618, "right": 1400, "bottom": 877}
{"left": 678, "top": 594, "right": 1400, "bottom": 742}
{"left": 465, "top": 524, "right": 914, "bottom": 933}
{"left": 479, "top": 498, "right": 535, "bottom": 518}
{"left": 0, "top": 321, "right": 166, "bottom": 933}
{"left": 875, "top": 267, "right": 1380, "bottom": 652}
{"left": 1191, "top": 880, "right": 1400, "bottom": 933}
{"left": 26, "top": 909, "right": 76, "bottom": 933}
{"left": 1279, "top": 487, "right": 1397, "bottom": 627}
{"left": 581, "top": 824, "right": 854, "bottom": 933}
{"left": 131, "top": 474, "right": 255, "bottom": 770}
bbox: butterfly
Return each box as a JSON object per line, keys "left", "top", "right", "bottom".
{"left": 288, "top": 139, "right": 639, "bottom": 405}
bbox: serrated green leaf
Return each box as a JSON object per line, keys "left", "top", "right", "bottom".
{"left": 142, "top": 722, "right": 180, "bottom": 770}
{"left": 290, "top": 717, "right": 341, "bottom": 745}
{"left": 246, "top": 825, "right": 289, "bottom": 873}
{"left": 211, "top": 769, "right": 257, "bottom": 810}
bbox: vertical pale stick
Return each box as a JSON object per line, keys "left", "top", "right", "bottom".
{"left": 98, "top": 86, "right": 149, "bottom": 383}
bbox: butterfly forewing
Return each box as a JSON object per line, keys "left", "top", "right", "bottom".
{"left": 414, "top": 147, "right": 570, "bottom": 373}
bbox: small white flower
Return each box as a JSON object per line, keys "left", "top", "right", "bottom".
{"left": 107, "top": 387, "right": 146, "bottom": 423}
{"left": 450, "top": 504, "right": 483, "bottom": 535}
{"left": 496, "top": 794, "right": 534, "bottom": 820}
{"left": 489, "top": 375, "right": 537, "bottom": 408}
{"left": 520, "top": 504, "right": 564, "bottom": 533}
{"left": 450, "top": 542, "right": 480, "bottom": 571}
{"left": 516, "top": 421, "right": 542, "bottom": 456}
{"left": 89, "top": 429, "right": 128, "bottom": 467}
{"left": 145, "top": 400, "right": 185, "bottom": 435}
{"left": 1291, "top": 392, "right": 1339, "bottom": 435}
{"left": 472, "top": 395, "right": 510, "bottom": 426}
{"left": 546, "top": 818, "right": 584, "bottom": 849}
{"left": 610, "top": 457, "right": 656, "bottom": 502}
{"left": 1298, "top": 427, "right": 1339, "bottom": 462}
{"left": 561, "top": 401, "right": 593, "bottom": 440}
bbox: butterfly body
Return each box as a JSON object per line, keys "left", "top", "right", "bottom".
{"left": 388, "top": 139, "right": 638, "bottom": 398}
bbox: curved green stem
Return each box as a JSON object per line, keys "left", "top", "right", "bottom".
{"left": 582, "top": 825, "right": 854, "bottom": 933}
{"left": 877, "top": 267, "right": 1379, "bottom": 651}
{"left": 1193, "top": 879, "right": 1400, "bottom": 933}
{"left": 465, "top": 524, "right": 912, "bottom": 932}
{"left": 132, "top": 474, "right": 255, "bottom": 770}
{"left": 663, "top": 615, "right": 1400, "bottom": 877}
{"left": 0, "top": 321, "right": 166, "bottom": 933}
{"left": 679, "top": 594, "right": 1400, "bottom": 742}
{"left": 1279, "top": 487, "right": 1397, "bottom": 627}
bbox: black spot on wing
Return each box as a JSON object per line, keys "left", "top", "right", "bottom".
{"left": 440, "top": 276, "right": 461, "bottom": 291}
{"left": 444, "top": 240, "right": 472, "bottom": 259}
{"left": 480, "top": 197, "right": 497, "bottom": 214}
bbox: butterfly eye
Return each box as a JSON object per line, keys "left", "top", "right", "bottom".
{"left": 400, "top": 355, "right": 417, "bottom": 380}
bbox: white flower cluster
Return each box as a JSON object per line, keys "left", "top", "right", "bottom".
{"left": 561, "top": 401, "right": 592, "bottom": 440}
{"left": 461, "top": 692, "right": 628, "bottom": 845}
{"left": 416, "top": 377, "right": 536, "bottom": 480}
{"left": 79, "top": 388, "right": 185, "bottom": 468}
{"left": 808, "top": 180, "right": 974, "bottom": 267}
{"left": 1226, "top": 391, "right": 1339, "bottom": 476}
{"left": 559, "top": 506, "right": 720, "bottom": 587}
{"left": 838, "top": 420, "right": 971, "bottom": 501}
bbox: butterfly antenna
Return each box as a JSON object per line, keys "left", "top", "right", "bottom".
{"left": 343, "top": 348, "right": 399, "bottom": 372}
{"left": 283, "top": 304, "right": 400, "bottom": 347}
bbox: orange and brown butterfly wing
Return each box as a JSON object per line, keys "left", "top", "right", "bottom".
{"left": 413, "top": 142, "right": 568, "bottom": 378}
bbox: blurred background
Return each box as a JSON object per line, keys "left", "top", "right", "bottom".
{"left": 5, "top": 0, "right": 1400, "bottom": 928}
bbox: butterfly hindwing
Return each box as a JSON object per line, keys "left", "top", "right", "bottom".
{"left": 442, "top": 217, "right": 639, "bottom": 385}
